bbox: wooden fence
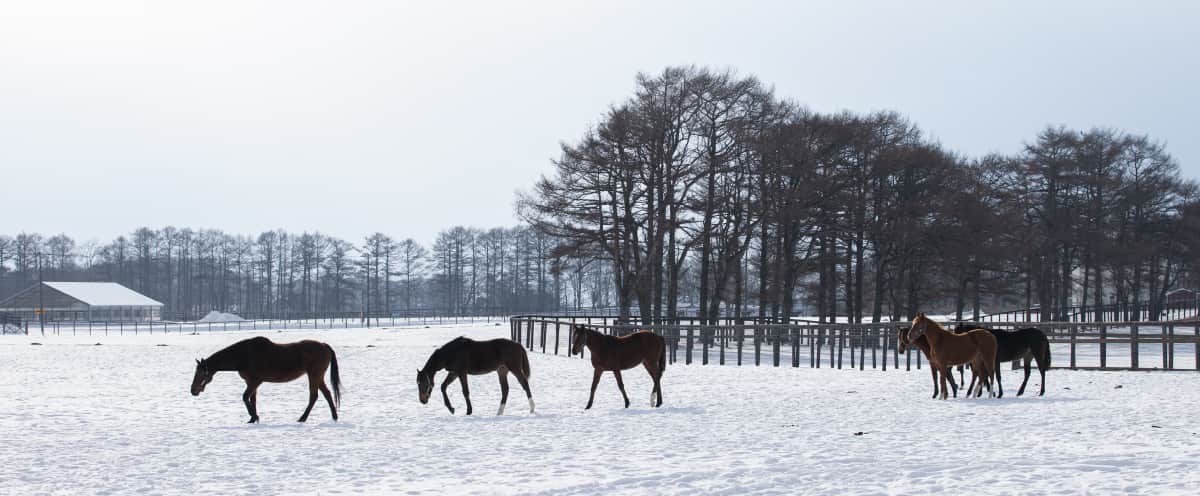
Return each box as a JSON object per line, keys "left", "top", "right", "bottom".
{"left": 509, "top": 315, "right": 1200, "bottom": 372}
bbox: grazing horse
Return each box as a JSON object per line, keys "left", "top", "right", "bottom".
{"left": 907, "top": 313, "right": 997, "bottom": 399}
{"left": 570, "top": 325, "right": 665, "bottom": 409}
{"left": 952, "top": 323, "right": 1052, "bottom": 397}
{"left": 897, "top": 326, "right": 958, "bottom": 399}
{"left": 191, "top": 336, "right": 340, "bottom": 423}
{"left": 417, "top": 337, "right": 533, "bottom": 416}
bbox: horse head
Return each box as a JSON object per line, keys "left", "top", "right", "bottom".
{"left": 416, "top": 369, "right": 433, "bottom": 404}
{"left": 190, "top": 358, "right": 214, "bottom": 396}
{"left": 907, "top": 313, "right": 931, "bottom": 341}
{"left": 570, "top": 325, "right": 591, "bottom": 356}
{"left": 896, "top": 326, "right": 911, "bottom": 353}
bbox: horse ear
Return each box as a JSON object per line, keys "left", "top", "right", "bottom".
{"left": 195, "top": 358, "right": 200, "bottom": 365}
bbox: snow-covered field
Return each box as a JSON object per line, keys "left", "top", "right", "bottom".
{"left": 2, "top": 324, "right": 1198, "bottom": 495}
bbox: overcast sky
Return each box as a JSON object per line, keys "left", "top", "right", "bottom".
{"left": 2, "top": 1, "right": 1197, "bottom": 245}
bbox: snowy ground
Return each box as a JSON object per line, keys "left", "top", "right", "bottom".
{"left": 2, "top": 324, "right": 1198, "bottom": 495}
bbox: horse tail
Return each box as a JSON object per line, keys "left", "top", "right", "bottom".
{"left": 327, "top": 344, "right": 341, "bottom": 407}
{"left": 1039, "top": 331, "right": 1052, "bottom": 370}
{"left": 520, "top": 347, "right": 532, "bottom": 379}
{"left": 658, "top": 335, "right": 667, "bottom": 376}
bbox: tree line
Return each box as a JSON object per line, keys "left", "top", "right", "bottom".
{"left": 520, "top": 66, "right": 1200, "bottom": 324}
{"left": 0, "top": 226, "right": 566, "bottom": 320}
{"left": 3, "top": 66, "right": 1196, "bottom": 324}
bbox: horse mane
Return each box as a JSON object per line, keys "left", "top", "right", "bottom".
{"left": 204, "top": 337, "right": 267, "bottom": 370}
{"left": 422, "top": 337, "right": 470, "bottom": 373}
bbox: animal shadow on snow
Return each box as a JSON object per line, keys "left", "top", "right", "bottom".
{"left": 954, "top": 395, "right": 1090, "bottom": 407}
{"left": 603, "top": 406, "right": 705, "bottom": 416}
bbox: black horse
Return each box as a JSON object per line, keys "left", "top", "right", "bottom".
{"left": 417, "top": 336, "right": 533, "bottom": 416}
{"left": 953, "top": 324, "right": 1052, "bottom": 397}
{"left": 191, "top": 336, "right": 341, "bottom": 423}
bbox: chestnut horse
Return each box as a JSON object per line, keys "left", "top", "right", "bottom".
{"left": 570, "top": 325, "right": 665, "bottom": 409}
{"left": 907, "top": 313, "right": 997, "bottom": 399}
{"left": 417, "top": 336, "right": 533, "bottom": 416}
{"left": 191, "top": 336, "right": 340, "bottom": 423}
{"left": 897, "top": 326, "right": 958, "bottom": 399}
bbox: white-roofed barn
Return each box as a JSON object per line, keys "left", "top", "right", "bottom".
{"left": 0, "top": 282, "right": 163, "bottom": 322}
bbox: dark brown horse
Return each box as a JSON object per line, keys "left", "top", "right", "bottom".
{"left": 570, "top": 325, "right": 665, "bottom": 409}
{"left": 191, "top": 336, "right": 340, "bottom": 423}
{"left": 908, "top": 313, "right": 997, "bottom": 399}
{"left": 897, "top": 326, "right": 958, "bottom": 399}
{"left": 417, "top": 336, "right": 533, "bottom": 416}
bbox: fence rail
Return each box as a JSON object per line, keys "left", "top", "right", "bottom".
{"left": 11, "top": 313, "right": 510, "bottom": 336}
{"left": 509, "top": 315, "right": 1200, "bottom": 372}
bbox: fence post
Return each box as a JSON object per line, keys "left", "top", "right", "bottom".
{"left": 1069, "top": 324, "right": 1077, "bottom": 370}
{"left": 837, "top": 328, "right": 845, "bottom": 369}
{"left": 815, "top": 328, "right": 822, "bottom": 368}
{"left": 848, "top": 327, "right": 855, "bottom": 369}
{"left": 754, "top": 326, "right": 761, "bottom": 366}
{"left": 554, "top": 322, "right": 560, "bottom": 355}
{"left": 859, "top": 330, "right": 866, "bottom": 371}
{"left": 1168, "top": 324, "right": 1174, "bottom": 369}
{"left": 811, "top": 329, "right": 820, "bottom": 367}
{"left": 881, "top": 330, "right": 887, "bottom": 371}
{"left": 789, "top": 328, "right": 798, "bottom": 368}
{"left": 686, "top": 327, "right": 694, "bottom": 365}
{"left": 540, "top": 321, "right": 547, "bottom": 353}
{"left": 772, "top": 328, "right": 781, "bottom": 367}
{"left": 1159, "top": 324, "right": 1168, "bottom": 369}
{"left": 1099, "top": 324, "right": 1107, "bottom": 369}
{"left": 702, "top": 327, "right": 710, "bottom": 366}
{"left": 1131, "top": 324, "right": 1139, "bottom": 369}
{"left": 736, "top": 326, "right": 744, "bottom": 366}
{"left": 717, "top": 328, "right": 725, "bottom": 366}
{"left": 1194, "top": 321, "right": 1199, "bottom": 371}
{"left": 526, "top": 319, "right": 534, "bottom": 350}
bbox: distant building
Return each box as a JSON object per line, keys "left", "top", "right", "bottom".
{"left": 0, "top": 282, "right": 163, "bottom": 322}
{"left": 1165, "top": 288, "right": 1196, "bottom": 306}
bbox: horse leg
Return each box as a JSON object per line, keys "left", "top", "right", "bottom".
{"left": 1037, "top": 350, "right": 1048, "bottom": 396}
{"left": 993, "top": 356, "right": 1004, "bottom": 398}
{"left": 298, "top": 376, "right": 319, "bottom": 422}
{"left": 497, "top": 369, "right": 510, "bottom": 416}
{"left": 937, "top": 366, "right": 951, "bottom": 400}
{"left": 585, "top": 368, "right": 603, "bottom": 410}
{"left": 440, "top": 372, "right": 458, "bottom": 414}
{"left": 512, "top": 368, "right": 534, "bottom": 413}
{"left": 459, "top": 374, "right": 473, "bottom": 416}
{"left": 966, "top": 369, "right": 977, "bottom": 398}
{"left": 242, "top": 380, "right": 261, "bottom": 423}
{"left": 319, "top": 384, "right": 337, "bottom": 421}
{"left": 948, "top": 366, "right": 958, "bottom": 398}
{"left": 928, "top": 365, "right": 940, "bottom": 399}
{"left": 643, "top": 361, "right": 662, "bottom": 407}
{"left": 1016, "top": 353, "right": 1031, "bottom": 396}
{"left": 612, "top": 369, "right": 630, "bottom": 408}
{"left": 957, "top": 365, "right": 964, "bottom": 388}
